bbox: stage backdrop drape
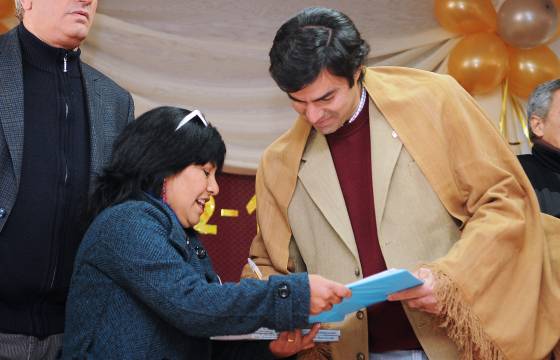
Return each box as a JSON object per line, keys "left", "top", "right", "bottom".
{"left": 69, "top": 0, "right": 559, "bottom": 174}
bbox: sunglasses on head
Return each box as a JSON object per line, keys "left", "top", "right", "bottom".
{"left": 175, "top": 109, "right": 208, "bottom": 131}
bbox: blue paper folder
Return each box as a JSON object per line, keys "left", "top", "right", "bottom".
{"left": 309, "top": 268, "right": 423, "bottom": 323}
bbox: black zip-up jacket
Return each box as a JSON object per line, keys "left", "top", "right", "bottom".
{"left": 518, "top": 140, "right": 560, "bottom": 219}
{"left": 0, "top": 24, "right": 90, "bottom": 338}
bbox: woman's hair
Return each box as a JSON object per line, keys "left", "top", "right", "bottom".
{"left": 87, "top": 106, "right": 226, "bottom": 221}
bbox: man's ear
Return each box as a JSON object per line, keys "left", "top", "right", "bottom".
{"left": 530, "top": 115, "right": 545, "bottom": 138}
{"left": 20, "top": 0, "right": 32, "bottom": 11}
{"left": 354, "top": 67, "right": 362, "bottom": 83}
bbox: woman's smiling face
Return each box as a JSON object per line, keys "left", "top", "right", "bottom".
{"left": 164, "top": 162, "right": 219, "bottom": 228}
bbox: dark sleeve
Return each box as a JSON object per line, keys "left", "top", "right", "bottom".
{"left": 212, "top": 340, "right": 297, "bottom": 360}
{"left": 126, "top": 92, "right": 135, "bottom": 124}
{"left": 86, "top": 207, "right": 310, "bottom": 338}
{"left": 211, "top": 340, "right": 274, "bottom": 360}
{"left": 517, "top": 154, "right": 541, "bottom": 188}
{"left": 517, "top": 155, "right": 533, "bottom": 176}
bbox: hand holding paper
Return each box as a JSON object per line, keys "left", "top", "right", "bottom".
{"left": 387, "top": 267, "right": 440, "bottom": 315}
{"left": 308, "top": 274, "right": 351, "bottom": 315}
{"left": 268, "top": 324, "right": 321, "bottom": 358}
{"left": 309, "top": 269, "right": 423, "bottom": 323}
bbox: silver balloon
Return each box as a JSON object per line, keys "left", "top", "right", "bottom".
{"left": 497, "top": 0, "right": 558, "bottom": 49}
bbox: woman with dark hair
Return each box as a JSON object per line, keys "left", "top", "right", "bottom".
{"left": 62, "top": 106, "right": 349, "bottom": 359}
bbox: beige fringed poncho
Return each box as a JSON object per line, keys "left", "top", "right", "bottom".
{"left": 246, "top": 67, "right": 560, "bottom": 359}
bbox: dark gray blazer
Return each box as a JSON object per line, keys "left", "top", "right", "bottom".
{"left": 0, "top": 27, "right": 135, "bottom": 232}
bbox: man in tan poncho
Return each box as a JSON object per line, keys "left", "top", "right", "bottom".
{"left": 242, "top": 7, "right": 560, "bottom": 360}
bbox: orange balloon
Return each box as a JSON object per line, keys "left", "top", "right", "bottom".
{"left": 448, "top": 33, "right": 509, "bottom": 94}
{"left": 435, "top": 0, "right": 497, "bottom": 34}
{"left": 0, "top": 23, "right": 8, "bottom": 34}
{"left": 0, "top": 0, "right": 15, "bottom": 19}
{"left": 508, "top": 45, "right": 560, "bottom": 98}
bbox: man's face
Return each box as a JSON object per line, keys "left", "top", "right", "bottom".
{"left": 22, "top": 0, "right": 97, "bottom": 49}
{"left": 531, "top": 90, "right": 560, "bottom": 149}
{"left": 288, "top": 69, "right": 362, "bottom": 135}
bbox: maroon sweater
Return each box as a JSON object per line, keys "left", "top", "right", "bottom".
{"left": 326, "top": 96, "right": 421, "bottom": 352}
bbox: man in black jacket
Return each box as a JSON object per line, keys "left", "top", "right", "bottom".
{"left": 518, "top": 79, "right": 560, "bottom": 219}
{"left": 0, "top": 0, "right": 134, "bottom": 358}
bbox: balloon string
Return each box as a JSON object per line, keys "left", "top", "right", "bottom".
{"left": 510, "top": 95, "right": 531, "bottom": 144}
{"left": 499, "top": 78, "right": 509, "bottom": 139}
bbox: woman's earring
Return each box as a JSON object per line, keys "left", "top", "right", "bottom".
{"left": 162, "top": 178, "right": 168, "bottom": 203}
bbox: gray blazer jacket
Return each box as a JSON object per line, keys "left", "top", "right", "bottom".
{"left": 0, "top": 27, "right": 135, "bottom": 232}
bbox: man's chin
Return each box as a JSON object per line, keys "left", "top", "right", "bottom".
{"left": 314, "top": 124, "right": 339, "bottom": 135}
{"left": 62, "top": 28, "right": 90, "bottom": 48}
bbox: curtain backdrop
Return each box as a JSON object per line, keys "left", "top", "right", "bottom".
{"left": 74, "top": 0, "right": 560, "bottom": 173}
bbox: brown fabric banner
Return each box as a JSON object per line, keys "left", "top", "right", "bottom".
{"left": 198, "top": 173, "right": 256, "bottom": 282}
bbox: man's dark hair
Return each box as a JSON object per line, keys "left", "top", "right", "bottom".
{"left": 269, "top": 7, "right": 370, "bottom": 93}
{"left": 88, "top": 106, "right": 226, "bottom": 220}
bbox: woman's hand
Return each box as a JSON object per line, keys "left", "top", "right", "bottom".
{"left": 308, "top": 274, "right": 351, "bottom": 315}
{"left": 269, "top": 323, "right": 320, "bottom": 358}
{"left": 387, "top": 267, "right": 441, "bottom": 315}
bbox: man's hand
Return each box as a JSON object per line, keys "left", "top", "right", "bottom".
{"left": 269, "top": 324, "right": 320, "bottom": 358}
{"left": 308, "top": 274, "right": 351, "bottom": 315}
{"left": 387, "top": 267, "right": 441, "bottom": 315}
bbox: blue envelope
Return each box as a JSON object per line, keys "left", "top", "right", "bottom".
{"left": 309, "top": 268, "right": 423, "bottom": 323}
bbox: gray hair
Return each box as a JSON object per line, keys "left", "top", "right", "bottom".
{"left": 526, "top": 79, "right": 560, "bottom": 140}
{"left": 14, "top": 0, "right": 23, "bottom": 21}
